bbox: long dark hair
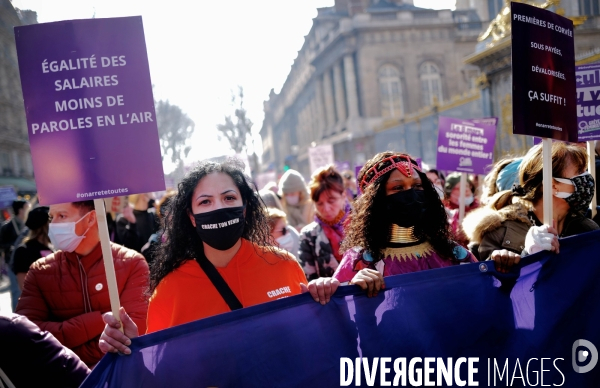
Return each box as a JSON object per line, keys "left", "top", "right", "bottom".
{"left": 340, "top": 151, "right": 458, "bottom": 262}
{"left": 149, "top": 158, "right": 275, "bottom": 292}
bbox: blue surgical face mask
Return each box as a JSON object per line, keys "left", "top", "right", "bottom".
{"left": 276, "top": 231, "right": 295, "bottom": 252}
{"left": 464, "top": 195, "right": 474, "bottom": 206}
{"left": 48, "top": 212, "right": 91, "bottom": 252}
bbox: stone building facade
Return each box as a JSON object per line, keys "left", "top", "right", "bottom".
{"left": 0, "top": 0, "right": 37, "bottom": 195}
{"left": 260, "top": 0, "right": 600, "bottom": 177}
{"left": 260, "top": 0, "right": 482, "bottom": 177}
{"left": 376, "top": 0, "right": 600, "bottom": 168}
{"left": 464, "top": 0, "right": 600, "bottom": 160}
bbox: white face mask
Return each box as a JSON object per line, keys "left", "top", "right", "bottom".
{"left": 276, "top": 232, "right": 295, "bottom": 252}
{"left": 434, "top": 185, "right": 445, "bottom": 200}
{"left": 464, "top": 195, "right": 474, "bottom": 206}
{"left": 285, "top": 194, "right": 300, "bottom": 206}
{"left": 48, "top": 212, "right": 91, "bottom": 252}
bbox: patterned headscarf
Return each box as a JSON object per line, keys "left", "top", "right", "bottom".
{"left": 359, "top": 154, "right": 421, "bottom": 192}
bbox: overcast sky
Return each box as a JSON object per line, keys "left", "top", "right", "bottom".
{"left": 11, "top": 0, "right": 456, "bottom": 172}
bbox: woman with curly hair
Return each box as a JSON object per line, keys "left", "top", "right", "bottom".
{"left": 99, "top": 159, "right": 307, "bottom": 354}
{"left": 306, "top": 152, "right": 477, "bottom": 303}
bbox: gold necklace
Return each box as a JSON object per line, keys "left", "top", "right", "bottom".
{"left": 389, "top": 224, "right": 421, "bottom": 244}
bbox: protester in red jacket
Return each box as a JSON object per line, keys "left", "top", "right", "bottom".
{"left": 16, "top": 200, "right": 149, "bottom": 367}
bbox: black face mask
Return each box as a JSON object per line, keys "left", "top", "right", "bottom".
{"left": 554, "top": 172, "right": 595, "bottom": 214}
{"left": 386, "top": 189, "right": 426, "bottom": 228}
{"left": 193, "top": 206, "right": 245, "bottom": 250}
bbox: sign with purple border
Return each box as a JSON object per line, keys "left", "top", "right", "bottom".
{"left": 511, "top": 2, "right": 577, "bottom": 141}
{"left": 436, "top": 116, "right": 497, "bottom": 175}
{"left": 15, "top": 17, "right": 164, "bottom": 205}
{"left": 577, "top": 62, "right": 600, "bottom": 141}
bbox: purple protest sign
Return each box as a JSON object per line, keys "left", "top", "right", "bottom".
{"left": 15, "top": 17, "right": 164, "bottom": 205}
{"left": 471, "top": 117, "right": 498, "bottom": 127}
{"left": 415, "top": 158, "right": 423, "bottom": 170}
{"left": 577, "top": 62, "right": 600, "bottom": 141}
{"left": 0, "top": 186, "right": 17, "bottom": 209}
{"left": 334, "top": 161, "right": 351, "bottom": 173}
{"left": 436, "top": 117, "right": 497, "bottom": 175}
{"left": 511, "top": 2, "right": 577, "bottom": 141}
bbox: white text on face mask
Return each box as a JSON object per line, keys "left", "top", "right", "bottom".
{"left": 201, "top": 218, "right": 240, "bottom": 229}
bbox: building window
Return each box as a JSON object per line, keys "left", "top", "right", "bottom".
{"left": 420, "top": 62, "right": 443, "bottom": 106}
{"left": 378, "top": 65, "right": 403, "bottom": 118}
{"left": 0, "top": 152, "right": 11, "bottom": 176}
{"left": 487, "top": 0, "right": 504, "bottom": 19}
{"left": 579, "top": 0, "right": 600, "bottom": 16}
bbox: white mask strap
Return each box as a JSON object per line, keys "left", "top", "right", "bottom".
{"left": 553, "top": 177, "right": 573, "bottom": 185}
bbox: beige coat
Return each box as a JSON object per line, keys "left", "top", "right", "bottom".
{"left": 462, "top": 200, "right": 531, "bottom": 261}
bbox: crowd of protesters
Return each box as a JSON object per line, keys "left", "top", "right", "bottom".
{"left": 1, "top": 140, "right": 600, "bottom": 385}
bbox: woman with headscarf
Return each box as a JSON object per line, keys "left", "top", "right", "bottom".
{"left": 304, "top": 152, "right": 477, "bottom": 302}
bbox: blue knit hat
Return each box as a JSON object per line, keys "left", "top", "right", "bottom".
{"left": 495, "top": 158, "right": 522, "bottom": 192}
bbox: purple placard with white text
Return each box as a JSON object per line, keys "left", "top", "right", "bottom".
{"left": 436, "top": 117, "right": 497, "bottom": 175}
{"left": 15, "top": 17, "right": 165, "bottom": 205}
{"left": 576, "top": 62, "right": 600, "bottom": 141}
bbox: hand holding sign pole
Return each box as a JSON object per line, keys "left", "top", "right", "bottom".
{"left": 511, "top": 2, "right": 577, "bottom": 225}
{"left": 15, "top": 17, "right": 165, "bottom": 327}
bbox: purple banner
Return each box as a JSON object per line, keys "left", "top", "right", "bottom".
{"left": 436, "top": 116, "right": 497, "bottom": 175}
{"left": 511, "top": 2, "right": 577, "bottom": 141}
{"left": 577, "top": 62, "right": 600, "bottom": 141}
{"left": 15, "top": 17, "right": 165, "bottom": 206}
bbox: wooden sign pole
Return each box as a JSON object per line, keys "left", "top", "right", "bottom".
{"left": 542, "top": 138, "right": 553, "bottom": 225}
{"left": 588, "top": 141, "right": 597, "bottom": 219}
{"left": 458, "top": 173, "right": 467, "bottom": 224}
{"left": 93, "top": 198, "right": 122, "bottom": 331}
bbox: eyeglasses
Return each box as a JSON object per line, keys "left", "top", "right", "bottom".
{"left": 279, "top": 227, "right": 287, "bottom": 236}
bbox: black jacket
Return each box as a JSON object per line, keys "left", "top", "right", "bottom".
{"left": 0, "top": 313, "right": 89, "bottom": 387}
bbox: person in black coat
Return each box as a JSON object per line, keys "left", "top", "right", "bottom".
{"left": 11, "top": 206, "right": 53, "bottom": 291}
{"left": 0, "top": 313, "right": 89, "bottom": 387}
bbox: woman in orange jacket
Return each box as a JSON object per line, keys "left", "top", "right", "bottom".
{"left": 99, "top": 158, "right": 308, "bottom": 354}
